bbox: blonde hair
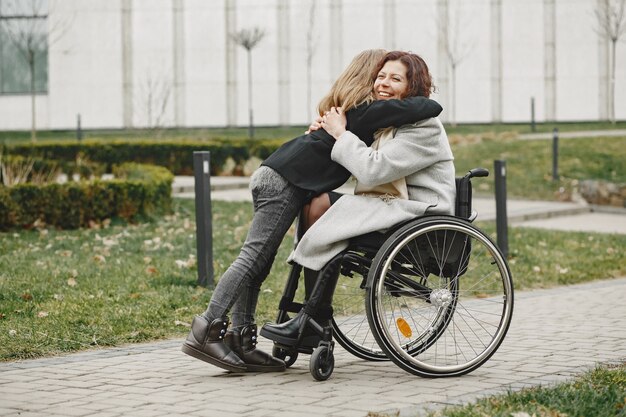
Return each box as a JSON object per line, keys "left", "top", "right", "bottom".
{"left": 317, "top": 49, "right": 387, "bottom": 116}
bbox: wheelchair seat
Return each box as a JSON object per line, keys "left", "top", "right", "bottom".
{"left": 347, "top": 167, "right": 488, "bottom": 252}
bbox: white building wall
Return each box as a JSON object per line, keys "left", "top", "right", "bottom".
{"left": 0, "top": 0, "right": 625, "bottom": 130}
{"left": 0, "top": 95, "right": 48, "bottom": 130}
{"left": 131, "top": 0, "right": 174, "bottom": 127}
{"left": 617, "top": 37, "right": 626, "bottom": 118}
{"left": 556, "top": 0, "right": 599, "bottom": 121}
{"left": 501, "top": 0, "right": 545, "bottom": 122}
{"left": 48, "top": 0, "right": 124, "bottom": 129}
{"left": 453, "top": 0, "right": 492, "bottom": 123}
{"left": 184, "top": 0, "right": 227, "bottom": 127}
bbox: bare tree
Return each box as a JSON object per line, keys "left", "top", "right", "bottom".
{"left": 0, "top": 0, "right": 69, "bottom": 141}
{"left": 438, "top": 0, "right": 473, "bottom": 127}
{"left": 305, "top": 0, "right": 318, "bottom": 120}
{"left": 595, "top": 0, "right": 626, "bottom": 124}
{"left": 136, "top": 71, "right": 172, "bottom": 136}
{"left": 231, "top": 27, "right": 265, "bottom": 139}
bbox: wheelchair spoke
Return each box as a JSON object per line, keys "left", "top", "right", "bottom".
{"left": 332, "top": 268, "right": 387, "bottom": 360}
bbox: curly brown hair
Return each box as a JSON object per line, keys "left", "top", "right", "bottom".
{"left": 374, "top": 51, "right": 434, "bottom": 98}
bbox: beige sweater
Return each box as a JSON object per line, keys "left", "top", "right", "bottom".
{"left": 288, "top": 117, "right": 455, "bottom": 270}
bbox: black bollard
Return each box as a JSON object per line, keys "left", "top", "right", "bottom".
{"left": 494, "top": 160, "right": 509, "bottom": 258}
{"left": 77, "top": 114, "right": 83, "bottom": 141}
{"left": 193, "top": 151, "right": 214, "bottom": 288}
{"left": 530, "top": 97, "right": 536, "bottom": 133}
{"left": 552, "top": 127, "right": 559, "bottom": 180}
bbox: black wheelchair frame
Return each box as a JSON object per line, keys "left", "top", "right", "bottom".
{"left": 268, "top": 168, "right": 514, "bottom": 381}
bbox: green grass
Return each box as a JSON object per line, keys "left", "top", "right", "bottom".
{"left": 426, "top": 363, "right": 626, "bottom": 417}
{"left": 0, "top": 199, "right": 294, "bottom": 361}
{"left": 1, "top": 198, "right": 625, "bottom": 361}
{"left": 479, "top": 223, "right": 626, "bottom": 289}
{"left": 452, "top": 136, "right": 625, "bottom": 199}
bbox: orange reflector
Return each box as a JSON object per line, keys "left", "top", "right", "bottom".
{"left": 396, "top": 317, "right": 412, "bottom": 338}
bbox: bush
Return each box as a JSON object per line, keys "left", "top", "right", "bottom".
{"left": 0, "top": 163, "right": 173, "bottom": 230}
{"left": 4, "top": 139, "right": 277, "bottom": 175}
{"left": 0, "top": 186, "right": 18, "bottom": 226}
{"left": 0, "top": 154, "right": 105, "bottom": 183}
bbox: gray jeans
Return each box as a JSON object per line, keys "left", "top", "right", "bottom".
{"left": 204, "top": 166, "right": 309, "bottom": 328}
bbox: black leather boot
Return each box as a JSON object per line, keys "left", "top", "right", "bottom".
{"left": 260, "top": 311, "right": 307, "bottom": 346}
{"left": 260, "top": 309, "right": 332, "bottom": 348}
{"left": 261, "top": 261, "right": 339, "bottom": 347}
{"left": 181, "top": 316, "right": 247, "bottom": 372}
{"left": 224, "top": 324, "right": 285, "bottom": 372}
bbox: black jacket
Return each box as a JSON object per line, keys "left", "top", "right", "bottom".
{"left": 262, "top": 96, "right": 443, "bottom": 194}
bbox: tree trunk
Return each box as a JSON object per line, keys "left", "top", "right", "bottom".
{"left": 29, "top": 51, "right": 37, "bottom": 142}
{"left": 451, "top": 63, "right": 457, "bottom": 128}
{"left": 306, "top": 0, "right": 316, "bottom": 121}
{"left": 247, "top": 49, "right": 254, "bottom": 139}
{"left": 610, "top": 38, "right": 617, "bottom": 124}
{"left": 305, "top": 54, "right": 311, "bottom": 122}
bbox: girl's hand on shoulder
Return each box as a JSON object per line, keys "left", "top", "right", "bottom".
{"left": 305, "top": 115, "right": 324, "bottom": 134}
{"left": 321, "top": 107, "right": 346, "bottom": 140}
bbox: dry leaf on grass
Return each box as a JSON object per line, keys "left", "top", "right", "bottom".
{"left": 93, "top": 254, "right": 106, "bottom": 263}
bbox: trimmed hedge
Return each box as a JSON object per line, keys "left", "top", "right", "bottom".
{"left": 0, "top": 154, "right": 106, "bottom": 182}
{"left": 0, "top": 163, "right": 173, "bottom": 230}
{"left": 4, "top": 139, "right": 286, "bottom": 175}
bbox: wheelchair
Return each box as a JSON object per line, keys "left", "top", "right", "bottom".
{"left": 267, "top": 168, "right": 514, "bottom": 381}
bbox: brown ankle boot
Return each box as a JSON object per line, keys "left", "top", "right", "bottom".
{"left": 181, "top": 316, "right": 246, "bottom": 372}
{"left": 224, "top": 324, "right": 285, "bottom": 372}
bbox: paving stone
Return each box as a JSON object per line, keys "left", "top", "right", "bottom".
{"left": 43, "top": 405, "right": 96, "bottom": 417}
{"left": 1, "top": 412, "right": 47, "bottom": 417}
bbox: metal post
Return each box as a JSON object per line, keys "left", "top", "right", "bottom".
{"left": 76, "top": 114, "right": 83, "bottom": 141}
{"left": 193, "top": 152, "right": 214, "bottom": 288}
{"left": 494, "top": 160, "right": 509, "bottom": 258}
{"left": 530, "top": 97, "right": 536, "bottom": 132}
{"left": 552, "top": 127, "right": 559, "bottom": 180}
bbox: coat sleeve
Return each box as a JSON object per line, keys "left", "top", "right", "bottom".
{"left": 331, "top": 118, "right": 449, "bottom": 187}
{"left": 347, "top": 97, "right": 443, "bottom": 146}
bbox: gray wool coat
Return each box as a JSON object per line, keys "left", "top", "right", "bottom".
{"left": 288, "top": 117, "right": 456, "bottom": 270}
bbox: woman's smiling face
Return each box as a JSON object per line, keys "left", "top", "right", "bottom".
{"left": 374, "top": 60, "right": 409, "bottom": 101}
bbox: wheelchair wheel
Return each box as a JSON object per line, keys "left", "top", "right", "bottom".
{"left": 331, "top": 266, "right": 388, "bottom": 361}
{"left": 366, "top": 216, "right": 514, "bottom": 377}
{"left": 310, "top": 345, "right": 335, "bottom": 381}
{"left": 272, "top": 345, "right": 298, "bottom": 368}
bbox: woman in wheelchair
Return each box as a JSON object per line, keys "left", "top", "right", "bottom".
{"left": 260, "top": 51, "right": 456, "bottom": 349}
{"left": 181, "top": 49, "right": 444, "bottom": 373}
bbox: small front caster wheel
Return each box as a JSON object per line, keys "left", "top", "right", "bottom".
{"left": 310, "top": 345, "right": 334, "bottom": 381}
{"left": 272, "top": 345, "right": 298, "bottom": 368}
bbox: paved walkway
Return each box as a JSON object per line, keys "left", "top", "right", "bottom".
{"left": 1, "top": 277, "right": 625, "bottom": 417}
{"left": 518, "top": 128, "right": 626, "bottom": 140}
